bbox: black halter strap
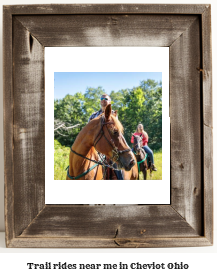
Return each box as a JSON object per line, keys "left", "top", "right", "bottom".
{"left": 93, "top": 116, "right": 131, "bottom": 162}
{"left": 70, "top": 147, "right": 104, "bottom": 166}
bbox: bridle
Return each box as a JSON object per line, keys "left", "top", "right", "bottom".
{"left": 93, "top": 115, "right": 131, "bottom": 165}
{"left": 68, "top": 115, "right": 132, "bottom": 179}
{"left": 133, "top": 135, "right": 143, "bottom": 155}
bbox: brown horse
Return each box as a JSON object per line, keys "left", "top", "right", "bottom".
{"left": 122, "top": 160, "right": 138, "bottom": 180}
{"left": 132, "top": 134, "right": 150, "bottom": 180}
{"left": 67, "top": 104, "right": 136, "bottom": 180}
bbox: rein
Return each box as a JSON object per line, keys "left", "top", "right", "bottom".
{"left": 134, "top": 152, "right": 148, "bottom": 172}
{"left": 70, "top": 147, "right": 105, "bottom": 166}
{"left": 66, "top": 164, "right": 99, "bottom": 180}
{"left": 67, "top": 116, "right": 131, "bottom": 180}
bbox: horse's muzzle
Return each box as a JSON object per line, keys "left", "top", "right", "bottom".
{"left": 119, "top": 154, "right": 136, "bottom": 171}
{"left": 125, "top": 158, "right": 136, "bottom": 171}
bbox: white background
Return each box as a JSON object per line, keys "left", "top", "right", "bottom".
{"left": 0, "top": 0, "right": 216, "bottom": 277}
{"left": 46, "top": 47, "right": 170, "bottom": 204}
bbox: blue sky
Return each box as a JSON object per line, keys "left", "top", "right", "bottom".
{"left": 54, "top": 72, "right": 162, "bottom": 99}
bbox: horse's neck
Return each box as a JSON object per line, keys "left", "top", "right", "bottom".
{"left": 70, "top": 124, "right": 98, "bottom": 176}
{"left": 136, "top": 148, "right": 146, "bottom": 162}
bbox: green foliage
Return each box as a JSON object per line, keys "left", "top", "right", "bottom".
{"left": 54, "top": 140, "right": 70, "bottom": 180}
{"left": 83, "top": 86, "right": 106, "bottom": 114}
{"left": 110, "top": 89, "right": 129, "bottom": 111}
{"left": 139, "top": 80, "right": 162, "bottom": 150}
{"left": 54, "top": 93, "right": 87, "bottom": 146}
{"left": 117, "top": 80, "right": 162, "bottom": 151}
{"left": 54, "top": 79, "right": 162, "bottom": 151}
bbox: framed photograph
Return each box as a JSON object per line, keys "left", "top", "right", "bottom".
{"left": 4, "top": 4, "right": 213, "bottom": 247}
{"left": 46, "top": 47, "right": 170, "bottom": 204}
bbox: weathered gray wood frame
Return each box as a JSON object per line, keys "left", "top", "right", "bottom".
{"left": 3, "top": 4, "right": 213, "bottom": 248}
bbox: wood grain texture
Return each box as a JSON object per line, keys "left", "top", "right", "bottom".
{"left": 20, "top": 205, "right": 199, "bottom": 238}
{"left": 8, "top": 237, "right": 212, "bottom": 248}
{"left": 12, "top": 17, "right": 45, "bottom": 237}
{"left": 202, "top": 6, "right": 212, "bottom": 129}
{"left": 4, "top": 4, "right": 207, "bottom": 15}
{"left": 3, "top": 4, "right": 213, "bottom": 248}
{"left": 16, "top": 15, "right": 197, "bottom": 47}
{"left": 3, "top": 7, "right": 14, "bottom": 247}
{"left": 170, "top": 17, "right": 202, "bottom": 234}
{"left": 201, "top": 6, "right": 213, "bottom": 244}
{"left": 204, "top": 125, "right": 213, "bottom": 243}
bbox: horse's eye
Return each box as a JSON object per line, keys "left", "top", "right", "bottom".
{"left": 114, "top": 130, "right": 119, "bottom": 135}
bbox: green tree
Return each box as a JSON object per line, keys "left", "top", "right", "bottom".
{"left": 118, "top": 88, "right": 145, "bottom": 144}
{"left": 139, "top": 79, "right": 162, "bottom": 150}
{"left": 114, "top": 80, "right": 162, "bottom": 150}
{"left": 54, "top": 79, "right": 162, "bottom": 151}
{"left": 110, "top": 89, "right": 129, "bottom": 111}
{"left": 54, "top": 93, "right": 87, "bottom": 146}
{"left": 83, "top": 86, "right": 106, "bottom": 116}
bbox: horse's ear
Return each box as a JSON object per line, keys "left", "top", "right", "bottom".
{"left": 113, "top": 110, "right": 118, "bottom": 117}
{"left": 105, "top": 104, "right": 112, "bottom": 121}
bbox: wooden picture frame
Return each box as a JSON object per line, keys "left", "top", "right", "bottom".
{"left": 3, "top": 4, "right": 213, "bottom": 248}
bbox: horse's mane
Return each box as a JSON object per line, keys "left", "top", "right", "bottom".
{"left": 110, "top": 114, "right": 124, "bottom": 134}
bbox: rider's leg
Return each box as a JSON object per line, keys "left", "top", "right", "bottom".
{"left": 143, "top": 146, "right": 154, "bottom": 163}
{"left": 113, "top": 164, "right": 124, "bottom": 180}
{"left": 114, "top": 170, "right": 124, "bottom": 180}
{"left": 143, "top": 146, "right": 157, "bottom": 171}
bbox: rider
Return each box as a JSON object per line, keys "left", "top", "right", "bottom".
{"left": 131, "top": 123, "right": 157, "bottom": 171}
{"left": 88, "top": 94, "right": 116, "bottom": 121}
{"left": 88, "top": 94, "right": 123, "bottom": 180}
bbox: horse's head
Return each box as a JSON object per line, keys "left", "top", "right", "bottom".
{"left": 91, "top": 104, "right": 135, "bottom": 171}
{"left": 132, "top": 134, "right": 143, "bottom": 155}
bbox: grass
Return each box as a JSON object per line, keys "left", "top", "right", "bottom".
{"left": 139, "top": 150, "right": 162, "bottom": 180}
{"left": 54, "top": 139, "right": 162, "bottom": 180}
{"left": 54, "top": 140, "right": 70, "bottom": 180}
